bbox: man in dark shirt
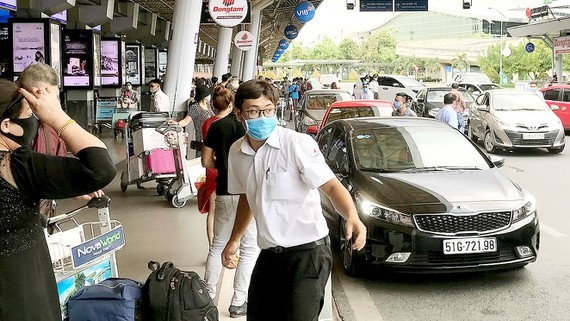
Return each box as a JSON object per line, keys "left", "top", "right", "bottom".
{"left": 202, "top": 112, "right": 259, "bottom": 318}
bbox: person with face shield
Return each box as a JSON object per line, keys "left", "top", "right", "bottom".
{"left": 176, "top": 84, "right": 214, "bottom": 158}
{"left": 119, "top": 81, "right": 139, "bottom": 109}
{"left": 149, "top": 78, "right": 170, "bottom": 112}
{"left": 221, "top": 79, "right": 367, "bottom": 320}
{"left": 0, "top": 65, "right": 116, "bottom": 320}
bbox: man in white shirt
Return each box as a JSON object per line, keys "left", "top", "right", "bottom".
{"left": 149, "top": 78, "right": 170, "bottom": 113}
{"left": 359, "top": 82, "right": 374, "bottom": 100}
{"left": 435, "top": 93, "right": 459, "bottom": 130}
{"left": 222, "top": 79, "right": 366, "bottom": 321}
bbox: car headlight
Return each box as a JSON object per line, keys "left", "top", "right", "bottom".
{"left": 512, "top": 192, "right": 536, "bottom": 223}
{"left": 356, "top": 194, "right": 414, "bottom": 227}
{"left": 428, "top": 108, "right": 439, "bottom": 117}
{"left": 302, "top": 116, "right": 317, "bottom": 126}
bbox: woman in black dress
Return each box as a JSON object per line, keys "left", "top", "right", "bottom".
{"left": 0, "top": 73, "right": 116, "bottom": 320}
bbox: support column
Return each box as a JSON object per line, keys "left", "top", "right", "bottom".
{"left": 554, "top": 53, "right": 563, "bottom": 83}
{"left": 164, "top": 0, "right": 202, "bottom": 113}
{"left": 242, "top": 0, "right": 272, "bottom": 81}
{"left": 213, "top": 27, "right": 233, "bottom": 80}
{"left": 230, "top": 47, "right": 243, "bottom": 77}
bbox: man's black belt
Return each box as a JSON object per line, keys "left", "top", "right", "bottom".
{"left": 265, "top": 236, "right": 330, "bottom": 254}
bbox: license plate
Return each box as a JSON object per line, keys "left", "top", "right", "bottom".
{"left": 522, "top": 133, "right": 545, "bottom": 140}
{"left": 443, "top": 237, "right": 497, "bottom": 255}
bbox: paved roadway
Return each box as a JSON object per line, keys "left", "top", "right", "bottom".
{"left": 332, "top": 141, "right": 570, "bottom": 321}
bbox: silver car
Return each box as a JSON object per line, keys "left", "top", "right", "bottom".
{"left": 468, "top": 90, "right": 565, "bottom": 154}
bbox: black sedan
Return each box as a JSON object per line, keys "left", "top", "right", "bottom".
{"left": 317, "top": 117, "right": 539, "bottom": 275}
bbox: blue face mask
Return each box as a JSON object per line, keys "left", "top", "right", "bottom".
{"left": 363, "top": 87, "right": 369, "bottom": 93}
{"left": 394, "top": 101, "right": 401, "bottom": 110}
{"left": 244, "top": 116, "right": 278, "bottom": 141}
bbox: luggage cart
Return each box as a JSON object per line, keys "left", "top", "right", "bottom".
{"left": 120, "top": 113, "right": 176, "bottom": 194}
{"left": 44, "top": 196, "right": 125, "bottom": 319}
{"left": 155, "top": 122, "right": 198, "bottom": 208}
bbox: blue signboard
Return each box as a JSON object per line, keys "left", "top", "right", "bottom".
{"left": 445, "top": 65, "right": 452, "bottom": 72}
{"left": 278, "top": 39, "right": 289, "bottom": 49}
{"left": 525, "top": 42, "right": 535, "bottom": 53}
{"left": 295, "top": 1, "right": 315, "bottom": 23}
{"left": 71, "top": 226, "right": 125, "bottom": 269}
{"left": 284, "top": 24, "right": 299, "bottom": 40}
{"left": 395, "top": 0, "right": 428, "bottom": 11}
{"left": 360, "top": 0, "right": 393, "bottom": 12}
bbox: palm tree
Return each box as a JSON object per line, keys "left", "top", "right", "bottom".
{"left": 424, "top": 58, "right": 441, "bottom": 74}
{"left": 451, "top": 53, "right": 469, "bottom": 72}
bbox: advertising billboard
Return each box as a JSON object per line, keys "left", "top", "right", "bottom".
{"left": 12, "top": 21, "right": 46, "bottom": 73}
{"left": 144, "top": 48, "right": 157, "bottom": 81}
{"left": 100, "top": 38, "right": 121, "bottom": 86}
{"left": 49, "top": 22, "right": 61, "bottom": 84}
{"left": 62, "top": 29, "right": 93, "bottom": 88}
{"left": 92, "top": 32, "right": 100, "bottom": 87}
{"left": 125, "top": 44, "right": 141, "bottom": 85}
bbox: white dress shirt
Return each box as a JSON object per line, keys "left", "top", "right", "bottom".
{"left": 151, "top": 89, "right": 171, "bottom": 113}
{"left": 228, "top": 126, "right": 335, "bottom": 249}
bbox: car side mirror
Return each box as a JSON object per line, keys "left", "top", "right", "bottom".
{"left": 488, "top": 155, "right": 504, "bottom": 168}
{"left": 307, "top": 125, "right": 318, "bottom": 135}
{"left": 550, "top": 104, "right": 560, "bottom": 111}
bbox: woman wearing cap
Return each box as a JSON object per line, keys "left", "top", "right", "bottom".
{"left": 177, "top": 84, "right": 214, "bottom": 158}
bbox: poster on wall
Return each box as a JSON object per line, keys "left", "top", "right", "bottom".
{"left": 12, "top": 22, "right": 46, "bottom": 73}
{"left": 125, "top": 44, "right": 141, "bottom": 85}
{"left": 101, "top": 38, "right": 120, "bottom": 86}
{"left": 144, "top": 48, "right": 157, "bottom": 81}
{"left": 158, "top": 51, "right": 167, "bottom": 80}
{"left": 92, "top": 32, "right": 101, "bottom": 87}
{"left": 49, "top": 23, "right": 61, "bottom": 83}
{"left": 62, "top": 29, "right": 93, "bottom": 88}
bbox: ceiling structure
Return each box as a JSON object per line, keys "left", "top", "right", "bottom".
{"left": 127, "top": 0, "right": 324, "bottom": 61}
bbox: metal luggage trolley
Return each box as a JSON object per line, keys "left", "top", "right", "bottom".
{"left": 120, "top": 113, "right": 176, "bottom": 194}
{"left": 44, "top": 196, "right": 125, "bottom": 319}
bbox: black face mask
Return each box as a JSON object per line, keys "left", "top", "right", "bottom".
{"left": 1, "top": 116, "right": 38, "bottom": 147}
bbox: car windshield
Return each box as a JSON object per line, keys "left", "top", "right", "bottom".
{"left": 307, "top": 94, "right": 341, "bottom": 110}
{"left": 493, "top": 93, "right": 550, "bottom": 111}
{"left": 324, "top": 105, "right": 393, "bottom": 126}
{"left": 479, "top": 84, "right": 502, "bottom": 91}
{"left": 351, "top": 126, "right": 490, "bottom": 172}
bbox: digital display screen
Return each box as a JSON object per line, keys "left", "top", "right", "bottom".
{"left": 158, "top": 51, "right": 167, "bottom": 80}
{"left": 92, "top": 32, "right": 100, "bottom": 87}
{"left": 12, "top": 22, "right": 46, "bottom": 73}
{"left": 144, "top": 48, "right": 157, "bottom": 81}
{"left": 0, "top": 1, "right": 16, "bottom": 11}
{"left": 62, "top": 29, "right": 93, "bottom": 88}
{"left": 125, "top": 44, "right": 141, "bottom": 85}
{"left": 49, "top": 23, "right": 61, "bottom": 83}
{"left": 101, "top": 39, "right": 120, "bottom": 86}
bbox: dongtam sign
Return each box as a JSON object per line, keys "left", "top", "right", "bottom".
{"left": 209, "top": 0, "right": 248, "bottom": 27}
{"left": 234, "top": 30, "right": 254, "bottom": 51}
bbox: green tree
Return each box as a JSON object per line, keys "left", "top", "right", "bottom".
{"left": 358, "top": 29, "right": 397, "bottom": 63}
{"left": 311, "top": 36, "right": 342, "bottom": 60}
{"left": 339, "top": 38, "right": 359, "bottom": 60}
{"left": 451, "top": 53, "right": 469, "bottom": 72}
{"left": 424, "top": 58, "right": 441, "bottom": 74}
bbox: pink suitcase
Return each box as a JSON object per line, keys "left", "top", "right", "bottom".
{"left": 143, "top": 148, "right": 181, "bottom": 175}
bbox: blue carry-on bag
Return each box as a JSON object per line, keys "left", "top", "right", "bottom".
{"left": 67, "top": 277, "right": 144, "bottom": 321}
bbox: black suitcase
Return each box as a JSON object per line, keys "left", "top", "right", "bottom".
{"left": 131, "top": 121, "right": 167, "bottom": 132}
{"left": 131, "top": 112, "right": 170, "bottom": 121}
{"left": 130, "top": 112, "right": 170, "bottom": 131}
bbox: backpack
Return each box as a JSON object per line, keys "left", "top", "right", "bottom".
{"left": 143, "top": 261, "right": 218, "bottom": 321}
{"left": 67, "top": 278, "right": 145, "bottom": 321}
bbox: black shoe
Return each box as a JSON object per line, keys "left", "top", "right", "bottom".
{"left": 229, "top": 302, "right": 247, "bottom": 318}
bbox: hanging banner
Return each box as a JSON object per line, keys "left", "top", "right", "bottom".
{"left": 284, "top": 24, "right": 298, "bottom": 40}
{"left": 278, "top": 39, "right": 289, "bottom": 49}
{"left": 234, "top": 30, "right": 254, "bottom": 51}
{"left": 208, "top": 0, "right": 248, "bottom": 27}
{"left": 294, "top": 1, "right": 315, "bottom": 23}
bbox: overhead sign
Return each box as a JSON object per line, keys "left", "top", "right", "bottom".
{"left": 530, "top": 5, "right": 550, "bottom": 20}
{"left": 0, "top": 0, "right": 16, "bottom": 11}
{"left": 284, "top": 24, "right": 298, "bottom": 40}
{"left": 234, "top": 30, "right": 254, "bottom": 51}
{"left": 525, "top": 42, "right": 535, "bottom": 53}
{"left": 201, "top": 0, "right": 251, "bottom": 24}
{"left": 360, "top": 0, "right": 393, "bottom": 11}
{"left": 295, "top": 1, "right": 315, "bottom": 23}
{"left": 554, "top": 36, "right": 570, "bottom": 54}
{"left": 208, "top": 0, "right": 248, "bottom": 27}
{"left": 395, "top": 0, "right": 428, "bottom": 12}
{"left": 360, "top": 0, "right": 428, "bottom": 12}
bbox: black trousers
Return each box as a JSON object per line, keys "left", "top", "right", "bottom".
{"left": 247, "top": 242, "right": 332, "bottom": 321}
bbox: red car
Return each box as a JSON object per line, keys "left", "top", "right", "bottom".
{"left": 306, "top": 99, "right": 394, "bottom": 136}
{"left": 540, "top": 85, "right": 570, "bottom": 130}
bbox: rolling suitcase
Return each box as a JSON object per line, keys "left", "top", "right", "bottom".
{"left": 143, "top": 148, "right": 181, "bottom": 175}
{"left": 130, "top": 112, "right": 170, "bottom": 131}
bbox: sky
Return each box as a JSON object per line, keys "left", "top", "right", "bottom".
{"left": 294, "top": 0, "right": 552, "bottom": 45}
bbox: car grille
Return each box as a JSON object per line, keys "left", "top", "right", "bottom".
{"left": 409, "top": 246, "right": 518, "bottom": 265}
{"left": 504, "top": 130, "right": 559, "bottom": 146}
{"left": 414, "top": 212, "right": 511, "bottom": 234}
